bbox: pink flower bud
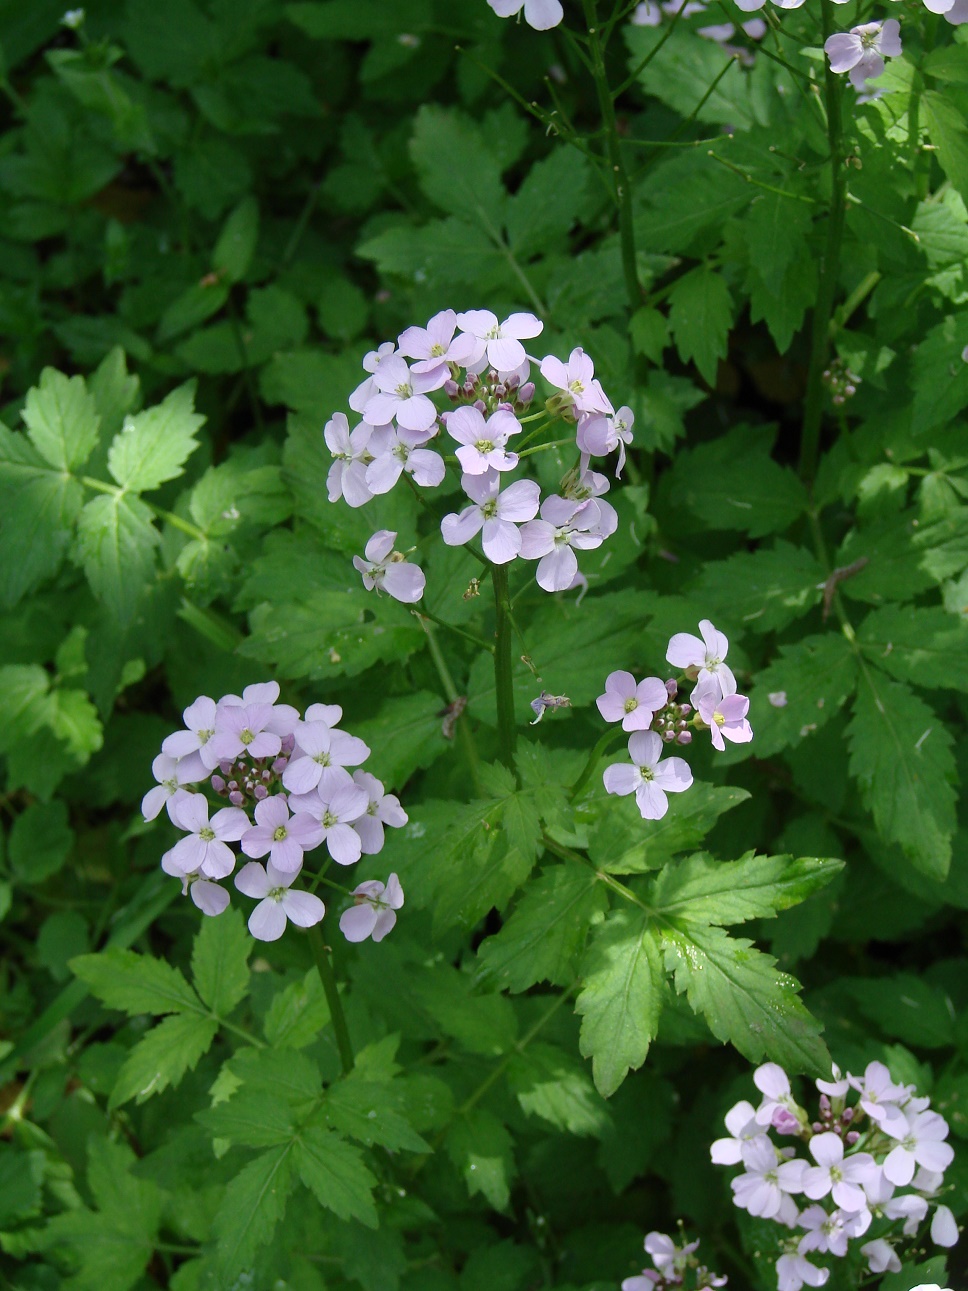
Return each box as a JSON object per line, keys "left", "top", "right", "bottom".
{"left": 677, "top": 730, "right": 692, "bottom": 746}
{"left": 281, "top": 734, "right": 295, "bottom": 754}
{"left": 518, "top": 381, "right": 536, "bottom": 403}
{"left": 473, "top": 399, "right": 487, "bottom": 413}
{"left": 253, "top": 784, "right": 268, "bottom": 800}
{"left": 229, "top": 790, "right": 244, "bottom": 807}
{"left": 819, "top": 1094, "right": 831, "bottom": 1115}
{"left": 228, "top": 780, "right": 238, "bottom": 792}
{"left": 665, "top": 679, "right": 678, "bottom": 698}
{"left": 220, "top": 761, "right": 234, "bottom": 776}
{"left": 262, "top": 769, "right": 271, "bottom": 783}
{"left": 272, "top": 757, "right": 288, "bottom": 774}
{"left": 845, "top": 1130, "right": 860, "bottom": 1146}
{"left": 211, "top": 775, "right": 226, "bottom": 793}
{"left": 444, "top": 379, "right": 459, "bottom": 398}
{"left": 663, "top": 729, "right": 677, "bottom": 742}
{"left": 679, "top": 704, "right": 692, "bottom": 718}
{"left": 841, "top": 1106, "right": 853, "bottom": 1123}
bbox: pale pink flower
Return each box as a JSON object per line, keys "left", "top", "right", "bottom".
{"left": 283, "top": 721, "right": 370, "bottom": 796}
{"left": 353, "top": 530, "right": 426, "bottom": 603}
{"left": 364, "top": 424, "right": 445, "bottom": 494}
{"left": 446, "top": 406, "right": 521, "bottom": 475}
{"left": 441, "top": 472, "right": 540, "bottom": 563}
{"left": 847, "top": 1061, "right": 909, "bottom": 1130}
{"left": 824, "top": 20, "right": 902, "bottom": 92}
{"left": 161, "top": 694, "right": 221, "bottom": 771}
{"left": 519, "top": 495, "right": 607, "bottom": 592}
{"left": 540, "top": 347, "right": 611, "bottom": 415}
{"left": 454, "top": 309, "right": 543, "bottom": 370}
{"left": 239, "top": 794, "right": 325, "bottom": 874}
{"left": 209, "top": 702, "right": 282, "bottom": 764}
{"left": 486, "top": 0, "right": 563, "bottom": 27}
{"left": 603, "top": 730, "right": 693, "bottom": 820}
{"left": 730, "top": 1136, "right": 807, "bottom": 1218}
{"left": 288, "top": 780, "right": 371, "bottom": 866}
{"left": 882, "top": 1108, "right": 954, "bottom": 1186}
{"left": 235, "top": 860, "right": 325, "bottom": 941}
{"left": 931, "top": 1203, "right": 958, "bottom": 1246}
{"left": 802, "top": 1132, "right": 878, "bottom": 1212}
{"left": 694, "top": 674, "right": 753, "bottom": 751}
{"left": 348, "top": 770, "right": 408, "bottom": 854}
{"left": 860, "top": 1238, "right": 900, "bottom": 1274}
{"left": 339, "top": 873, "right": 404, "bottom": 943}
{"left": 666, "top": 620, "right": 736, "bottom": 694}
{"left": 577, "top": 405, "right": 634, "bottom": 476}
{"left": 349, "top": 341, "right": 395, "bottom": 414}
{"left": 397, "top": 308, "right": 477, "bottom": 377}
{"left": 325, "top": 412, "right": 375, "bottom": 508}
{"left": 362, "top": 354, "right": 442, "bottom": 432}
{"left": 596, "top": 671, "right": 669, "bottom": 732}
{"left": 776, "top": 1253, "right": 829, "bottom": 1291}
{"left": 167, "top": 796, "right": 250, "bottom": 881}
{"left": 142, "top": 754, "right": 195, "bottom": 822}
{"left": 710, "top": 1099, "right": 767, "bottom": 1165}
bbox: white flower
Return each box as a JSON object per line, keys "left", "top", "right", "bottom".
{"left": 931, "top": 1203, "right": 959, "bottom": 1247}
{"left": 235, "top": 860, "right": 325, "bottom": 941}
{"left": 824, "top": 20, "right": 902, "bottom": 92}
{"left": 860, "top": 1237, "right": 900, "bottom": 1274}
{"left": 666, "top": 620, "right": 735, "bottom": 695}
{"left": 802, "top": 1132, "right": 879, "bottom": 1212}
{"left": 710, "top": 1099, "right": 768, "bottom": 1165}
{"left": 167, "top": 797, "right": 250, "bottom": 881}
{"left": 776, "top": 1253, "right": 829, "bottom": 1291}
{"left": 348, "top": 770, "right": 408, "bottom": 854}
{"left": 339, "top": 873, "right": 404, "bottom": 943}
{"left": 730, "top": 1136, "right": 807, "bottom": 1218}
{"left": 882, "top": 1108, "right": 954, "bottom": 1187}
{"left": 454, "top": 308, "right": 543, "bottom": 370}
{"left": 353, "top": 530, "right": 426, "bottom": 603}
{"left": 519, "top": 495, "right": 608, "bottom": 592}
{"left": 289, "top": 780, "right": 371, "bottom": 866}
{"left": 325, "top": 412, "right": 375, "bottom": 509}
{"left": 142, "top": 753, "right": 195, "bottom": 822}
{"left": 364, "top": 423, "right": 445, "bottom": 495}
{"left": 486, "top": 0, "right": 564, "bottom": 28}
{"left": 441, "top": 471, "right": 540, "bottom": 563}
{"left": 161, "top": 694, "right": 221, "bottom": 773}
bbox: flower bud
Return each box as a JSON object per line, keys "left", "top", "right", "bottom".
{"left": 228, "top": 780, "right": 238, "bottom": 792}
{"left": 281, "top": 735, "right": 295, "bottom": 754}
{"left": 220, "top": 761, "right": 234, "bottom": 776}
{"left": 444, "top": 378, "right": 459, "bottom": 399}
{"left": 253, "top": 783, "right": 268, "bottom": 800}
{"left": 665, "top": 678, "right": 678, "bottom": 698}
{"left": 473, "top": 399, "right": 487, "bottom": 414}
{"left": 819, "top": 1094, "right": 831, "bottom": 1115}
{"left": 841, "top": 1106, "right": 854, "bottom": 1123}
{"left": 272, "top": 757, "right": 288, "bottom": 774}
{"left": 845, "top": 1130, "right": 860, "bottom": 1146}
{"left": 262, "top": 769, "right": 272, "bottom": 783}
{"left": 229, "top": 790, "right": 244, "bottom": 807}
{"left": 676, "top": 730, "right": 692, "bottom": 746}
{"left": 518, "top": 381, "right": 536, "bottom": 404}
{"left": 211, "top": 775, "right": 226, "bottom": 793}
{"left": 663, "top": 729, "right": 677, "bottom": 742}
{"left": 679, "top": 704, "right": 692, "bottom": 718}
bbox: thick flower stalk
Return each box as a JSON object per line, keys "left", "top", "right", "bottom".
{"left": 711, "top": 1061, "right": 959, "bottom": 1291}
{"left": 144, "top": 681, "right": 407, "bottom": 945}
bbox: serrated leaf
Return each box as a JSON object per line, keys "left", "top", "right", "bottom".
{"left": 75, "top": 492, "right": 160, "bottom": 624}
{"left": 661, "top": 923, "right": 829, "bottom": 1074}
{"left": 213, "top": 1144, "right": 294, "bottom": 1279}
{"left": 409, "top": 105, "right": 505, "bottom": 231}
{"left": 743, "top": 190, "right": 813, "bottom": 295}
{"left": 507, "top": 1043, "right": 611, "bottom": 1137}
{"left": 198, "top": 1091, "right": 294, "bottom": 1147}
{"left": 190, "top": 908, "right": 251, "bottom": 1017}
{"left": 668, "top": 265, "right": 732, "bottom": 385}
{"left": 49, "top": 688, "right": 103, "bottom": 761}
{"left": 845, "top": 973, "right": 956, "bottom": 1048}
{"left": 213, "top": 194, "right": 259, "bottom": 282}
{"left": 8, "top": 800, "right": 74, "bottom": 883}
{"left": 107, "top": 382, "right": 204, "bottom": 492}
{"left": 228, "top": 1046, "right": 322, "bottom": 1104}
{"left": 576, "top": 908, "right": 664, "bottom": 1097}
{"left": 110, "top": 1011, "right": 218, "bottom": 1108}
{"left": 846, "top": 676, "right": 957, "bottom": 879}
{"left": 21, "top": 367, "right": 100, "bottom": 471}
{"left": 923, "top": 91, "right": 968, "bottom": 205}
{"left": 506, "top": 149, "right": 591, "bottom": 259}
{"left": 445, "top": 1109, "right": 515, "bottom": 1210}
{"left": 858, "top": 603, "right": 968, "bottom": 692}
{"left": 476, "top": 861, "right": 606, "bottom": 993}
{"left": 292, "top": 1127, "right": 378, "bottom": 1226}
{"left": 0, "top": 423, "right": 84, "bottom": 606}
{"left": 263, "top": 968, "right": 331, "bottom": 1049}
{"left": 323, "top": 1080, "right": 429, "bottom": 1152}
{"left": 650, "top": 853, "right": 844, "bottom": 926}
{"left": 911, "top": 311, "right": 968, "bottom": 437}
{"left": 71, "top": 947, "right": 205, "bottom": 1016}
{"left": 666, "top": 424, "right": 808, "bottom": 538}
{"left": 587, "top": 783, "right": 751, "bottom": 874}
{"left": 753, "top": 633, "right": 858, "bottom": 757}
{"left": 686, "top": 542, "right": 825, "bottom": 635}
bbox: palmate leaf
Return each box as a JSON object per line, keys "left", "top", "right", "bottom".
{"left": 292, "top": 1127, "right": 378, "bottom": 1226}
{"left": 668, "top": 265, "right": 732, "bottom": 386}
{"left": 576, "top": 908, "right": 664, "bottom": 1099}
{"left": 857, "top": 603, "right": 968, "bottom": 693}
{"left": 686, "top": 541, "right": 825, "bottom": 635}
{"left": 753, "top": 633, "right": 858, "bottom": 757}
{"left": 661, "top": 924, "right": 829, "bottom": 1075}
{"left": 507, "top": 1042, "right": 611, "bottom": 1138}
{"left": 846, "top": 675, "right": 957, "bottom": 880}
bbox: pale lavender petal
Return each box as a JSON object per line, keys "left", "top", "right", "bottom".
{"left": 212, "top": 807, "right": 252, "bottom": 841}
{"left": 249, "top": 899, "right": 288, "bottom": 942}
{"left": 282, "top": 890, "right": 326, "bottom": 928}
{"left": 878, "top": 18, "right": 902, "bottom": 54}
{"left": 191, "top": 881, "right": 230, "bottom": 917}
{"left": 235, "top": 861, "right": 272, "bottom": 899}
{"left": 382, "top": 561, "right": 425, "bottom": 603}
{"left": 170, "top": 833, "right": 207, "bottom": 874}
{"left": 482, "top": 517, "right": 521, "bottom": 564}
{"left": 283, "top": 757, "right": 323, "bottom": 795}
{"left": 519, "top": 519, "right": 555, "bottom": 559}
{"left": 365, "top": 452, "right": 404, "bottom": 495}
{"left": 496, "top": 478, "right": 540, "bottom": 521}
{"left": 442, "top": 506, "right": 485, "bottom": 546}
{"left": 247, "top": 731, "right": 282, "bottom": 760}
{"left": 409, "top": 449, "right": 445, "bottom": 487}
{"left": 288, "top": 814, "right": 325, "bottom": 849}
{"left": 653, "top": 757, "right": 693, "bottom": 793}
{"left": 628, "top": 730, "right": 662, "bottom": 768}
{"left": 536, "top": 545, "right": 578, "bottom": 591}
{"left": 269, "top": 838, "right": 303, "bottom": 874}
{"left": 326, "top": 823, "right": 364, "bottom": 865}
{"left": 596, "top": 692, "right": 629, "bottom": 724}
{"left": 354, "top": 817, "right": 384, "bottom": 853}
{"left": 330, "top": 781, "right": 370, "bottom": 820}
{"left": 200, "top": 839, "right": 237, "bottom": 880}
{"left": 365, "top": 529, "right": 396, "bottom": 563}
{"left": 666, "top": 631, "right": 705, "bottom": 669}
{"left": 371, "top": 907, "right": 398, "bottom": 941}
{"left": 340, "top": 903, "right": 378, "bottom": 942}
{"left": 142, "top": 785, "right": 169, "bottom": 821}
{"left": 635, "top": 781, "right": 669, "bottom": 820}
{"left": 501, "top": 311, "right": 543, "bottom": 340}
{"left": 603, "top": 763, "right": 638, "bottom": 796}
{"left": 162, "top": 729, "right": 203, "bottom": 758}
{"left": 487, "top": 336, "right": 526, "bottom": 370}
{"left": 241, "top": 826, "right": 275, "bottom": 858}
{"left": 825, "top": 32, "right": 862, "bottom": 72}
{"left": 172, "top": 794, "right": 209, "bottom": 833}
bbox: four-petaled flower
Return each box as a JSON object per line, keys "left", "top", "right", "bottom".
{"left": 239, "top": 794, "right": 325, "bottom": 873}
{"left": 441, "top": 471, "right": 540, "bottom": 563}
{"left": 519, "top": 495, "right": 608, "bottom": 591}
{"left": 446, "top": 406, "right": 521, "bottom": 475}
{"left": 235, "top": 860, "right": 326, "bottom": 941}
{"left": 540, "top": 347, "right": 611, "bottom": 415}
{"left": 362, "top": 354, "right": 443, "bottom": 431}
{"left": 694, "top": 675, "right": 753, "bottom": 751}
{"left": 666, "top": 619, "right": 736, "bottom": 693}
{"left": 486, "top": 0, "right": 564, "bottom": 29}
{"left": 167, "top": 796, "right": 250, "bottom": 880}
{"left": 455, "top": 309, "right": 544, "bottom": 370}
{"left": 596, "top": 670, "right": 669, "bottom": 732}
{"left": 824, "top": 20, "right": 902, "bottom": 91}
{"left": 353, "top": 530, "right": 426, "bottom": 603}
{"left": 603, "top": 730, "right": 693, "bottom": 820}
{"left": 339, "top": 873, "right": 405, "bottom": 943}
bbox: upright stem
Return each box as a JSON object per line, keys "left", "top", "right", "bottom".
{"left": 798, "top": 0, "right": 847, "bottom": 486}
{"left": 307, "top": 925, "right": 354, "bottom": 1076}
{"left": 569, "top": 726, "right": 627, "bottom": 802}
{"left": 490, "top": 562, "right": 517, "bottom": 767}
{"left": 582, "top": 0, "right": 642, "bottom": 311}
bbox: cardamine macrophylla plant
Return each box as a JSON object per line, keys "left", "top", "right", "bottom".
{"left": 711, "top": 1061, "right": 959, "bottom": 1290}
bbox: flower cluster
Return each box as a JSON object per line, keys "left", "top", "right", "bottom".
{"left": 598, "top": 620, "right": 753, "bottom": 820}
{"left": 622, "top": 1231, "right": 727, "bottom": 1291}
{"left": 143, "top": 682, "right": 407, "bottom": 943}
{"left": 712, "top": 1061, "right": 958, "bottom": 1291}
{"left": 325, "top": 308, "right": 632, "bottom": 598}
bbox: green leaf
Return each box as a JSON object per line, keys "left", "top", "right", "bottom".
{"left": 323, "top": 1079, "right": 430, "bottom": 1153}
{"left": 49, "top": 687, "right": 103, "bottom": 761}
{"left": 213, "top": 195, "right": 259, "bottom": 283}
{"left": 190, "top": 908, "right": 251, "bottom": 1017}
{"left": 846, "top": 676, "right": 957, "bottom": 880}
{"left": 752, "top": 633, "right": 858, "bottom": 757}
{"left": 476, "top": 861, "right": 607, "bottom": 993}
{"left": 156, "top": 279, "right": 230, "bottom": 343}
{"left": 411, "top": 967, "right": 517, "bottom": 1055}
{"left": 911, "top": 312, "right": 968, "bottom": 437}
{"left": 292, "top": 1127, "right": 378, "bottom": 1226}
{"left": 352, "top": 691, "right": 448, "bottom": 789}
{"left": 923, "top": 91, "right": 968, "bottom": 205}
{"left": 858, "top": 603, "right": 968, "bottom": 692}
{"left": 106, "top": 381, "right": 204, "bottom": 492}
{"left": 661, "top": 924, "right": 829, "bottom": 1074}
{"left": 263, "top": 968, "right": 330, "bottom": 1049}
{"left": 666, "top": 424, "right": 808, "bottom": 538}
{"left": 0, "top": 423, "right": 84, "bottom": 606}
{"left": 506, "top": 149, "right": 591, "bottom": 259}
{"left": 650, "top": 853, "right": 844, "bottom": 926}
{"left": 88, "top": 346, "right": 140, "bottom": 439}
{"left": 445, "top": 1109, "right": 515, "bottom": 1210}
{"left": 686, "top": 542, "right": 825, "bottom": 634}
{"left": 8, "top": 799, "right": 74, "bottom": 883}
{"left": 213, "top": 1144, "right": 294, "bottom": 1280}
{"left": 36, "top": 1137, "right": 163, "bottom": 1291}
{"left": 409, "top": 105, "right": 505, "bottom": 231}
{"left": 587, "top": 782, "right": 750, "bottom": 875}
{"left": 198, "top": 1091, "right": 294, "bottom": 1147}
{"left": 0, "top": 1150, "right": 43, "bottom": 1226}
{"left": 75, "top": 492, "right": 160, "bottom": 623}
{"left": 70, "top": 947, "right": 205, "bottom": 1016}
{"left": 507, "top": 1043, "right": 611, "bottom": 1138}
{"left": 21, "top": 367, "right": 100, "bottom": 471}
{"left": 668, "top": 266, "right": 732, "bottom": 386}
{"left": 743, "top": 190, "right": 813, "bottom": 295}
{"left": 110, "top": 1011, "right": 219, "bottom": 1108}
{"left": 845, "top": 973, "right": 956, "bottom": 1048}
{"left": 576, "top": 908, "right": 664, "bottom": 1097}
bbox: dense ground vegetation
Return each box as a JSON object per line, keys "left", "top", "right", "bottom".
{"left": 0, "top": 1, "right": 967, "bottom": 1289}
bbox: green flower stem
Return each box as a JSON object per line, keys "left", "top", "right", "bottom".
{"left": 414, "top": 607, "right": 493, "bottom": 653}
{"left": 416, "top": 611, "right": 483, "bottom": 794}
{"left": 569, "top": 726, "right": 627, "bottom": 802}
{"left": 306, "top": 925, "right": 355, "bottom": 1076}
{"left": 798, "top": 0, "right": 847, "bottom": 486}
{"left": 79, "top": 474, "right": 208, "bottom": 541}
{"left": 490, "top": 562, "right": 517, "bottom": 768}
{"left": 581, "top": 0, "right": 643, "bottom": 311}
